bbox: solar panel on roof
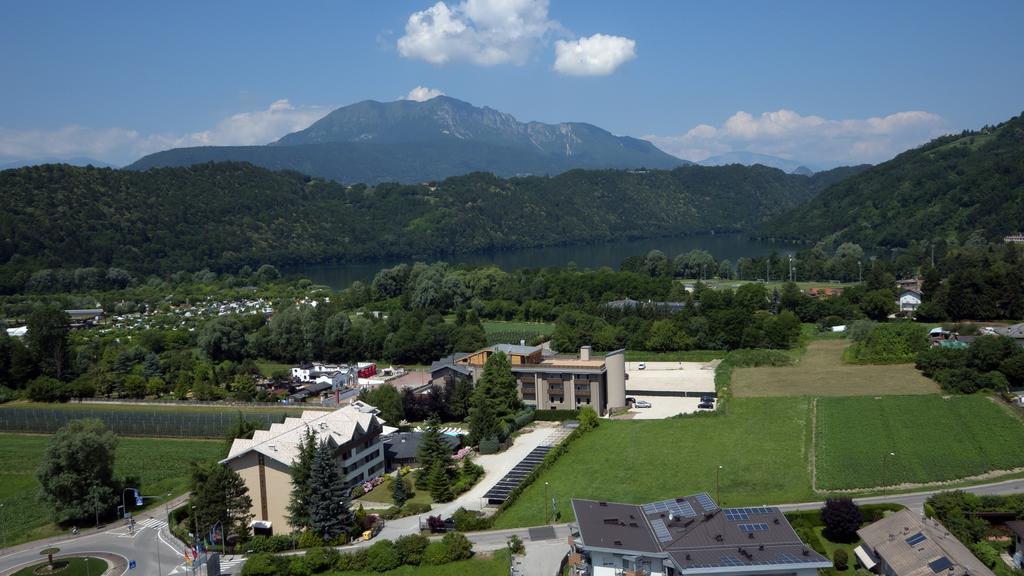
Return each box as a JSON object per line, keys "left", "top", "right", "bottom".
{"left": 724, "top": 509, "right": 750, "bottom": 521}
{"left": 739, "top": 523, "right": 769, "bottom": 532}
{"left": 650, "top": 518, "right": 673, "bottom": 542}
{"left": 718, "top": 556, "right": 744, "bottom": 567}
{"left": 675, "top": 500, "right": 697, "bottom": 518}
{"left": 906, "top": 532, "right": 927, "bottom": 546}
{"left": 928, "top": 557, "right": 953, "bottom": 573}
{"left": 695, "top": 492, "right": 718, "bottom": 511}
{"left": 777, "top": 553, "right": 799, "bottom": 564}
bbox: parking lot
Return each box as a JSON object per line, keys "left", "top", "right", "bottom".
{"left": 622, "top": 361, "right": 718, "bottom": 419}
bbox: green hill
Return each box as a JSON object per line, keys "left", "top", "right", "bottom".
{"left": 128, "top": 96, "right": 688, "bottom": 184}
{"left": 0, "top": 162, "right": 856, "bottom": 280}
{"left": 760, "top": 112, "right": 1024, "bottom": 246}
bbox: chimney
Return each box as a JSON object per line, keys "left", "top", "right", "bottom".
{"left": 520, "top": 339, "right": 526, "bottom": 346}
{"left": 580, "top": 345, "right": 591, "bottom": 361}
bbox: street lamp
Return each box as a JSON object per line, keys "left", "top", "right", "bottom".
{"left": 716, "top": 466, "right": 723, "bottom": 506}
{"left": 1, "top": 503, "right": 6, "bottom": 557}
{"left": 880, "top": 452, "right": 896, "bottom": 494}
{"left": 544, "top": 482, "right": 549, "bottom": 524}
{"left": 191, "top": 505, "right": 201, "bottom": 576}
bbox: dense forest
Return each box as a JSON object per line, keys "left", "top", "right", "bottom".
{"left": 0, "top": 161, "right": 861, "bottom": 289}
{"left": 761, "top": 111, "right": 1024, "bottom": 247}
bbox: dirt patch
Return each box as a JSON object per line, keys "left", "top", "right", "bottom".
{"left": 732, "top": 340, "right": 939, "bottom": 397}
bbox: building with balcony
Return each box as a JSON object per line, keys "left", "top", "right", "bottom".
{"left": 569, "top": 493, "right": 830, "bottom": 576}
{"left": 221, "top": 403, "right": 386, "bottom": 535}
{"left": 431, "top": 343, "right": 627, "bottom": 415}
{"left": 855, "top": 509, "right": 994, "bottom": 576}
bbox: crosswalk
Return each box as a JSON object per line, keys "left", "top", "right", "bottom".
{"left": 138, "top": 518, "right": 168, "bottom": 530}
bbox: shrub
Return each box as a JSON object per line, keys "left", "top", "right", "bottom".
{"left": 578, "top": 405, "right": 599, "bottom": 431}
{"left": 531, "top": 409, "right": 579, "bottom": 421}
{"left": 833, "top": 549, "right": 849, "bottom": 571}
{"left": 847, "top": 319, "right": 877, "bottom": 342}
{"left": 849, "top": 322, "right": 929, "bottom": 364}
{"left": 302, "top": 547, "right": 338, "bottom": 573}
{"left": 970, "top": 541, "right": 1000, "bottom": 568}
{"left": 478, "top": 435, "right": 500, "bottom": 454}
{"left": 426, "top": 515, "right": 447, "bottom": 533}
{"left": 402, "top": 502, "right": 432, "bottom": 516}
{"left": 240, "top": 553, "right": 288, "bottom": 576}
{"left": 821, "top": 498, "right": 862, "bottom": 543}
{"left": 297, "top": 530, "right": 324, "bottom": 549}
{"left": 27, "top": 376, "right": 69, "bottom": 403}
{"left": 915, "top": 347, "right": 968, "bottom": 377}
{"left": 365, "top": 539, "right": 402, "bottom": 572}
{"left": 334, "top": 549, "right": 368, "bottom": 572}
{"left": 441, "top": 532, "right": 474, "bottom": 562}
{"left": 422, "top": 541, "right": 449, "bottom": 565}
{"left": 246, "top": 534, "right": 291, "bottom": 553}
{"left": 349, "top": 484, "right": 365, "bottom": 498}
{"left": 453, "top": 507, "right": 493, "bottom": 532}
{"left": 507, "top": 534, "right": 525, "bottom": 554}
{"left": 395, "top": 534, "right": 429, "bottom": 565}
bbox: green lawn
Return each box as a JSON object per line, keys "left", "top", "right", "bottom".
{"left": 732, "top": 340, "right": 939, "bottom": 397}
{"left": 494, "top": 397, "right": 815, "bottom": 528}
{"left": 482, "top": 320, "right": 554, "bottom": 344}
{"left": 0, "top": 434, "right": 225, "bottom": 546}
{"left": 13, "top": 557, "right": 108, "bottom": 576}
{"left": 329, "top": 550, "right": 510, "bottom": 576}
{"left": 356, "top": 476, "right": 432, "bottom": 508}
{"left": 255, "top": 360, "right": 293, "bottom": 378}
{"left": 815, "top": 395, "right": 1024, "bottom": 490}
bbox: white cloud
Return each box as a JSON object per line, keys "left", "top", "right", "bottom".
{"left": 645, "top": 109, "right": 947, "bottom": 168}
{"left": 403, "top": 86, "right": 445, "bottom": 102}
{"left": 397, "top": 0, "right": 559, "bottom": 66}
{"left": 0, "top": 99, "right": 330, "bottom": 166}
{"left": 553, "top": 33, "right": 636, "bottom": 76}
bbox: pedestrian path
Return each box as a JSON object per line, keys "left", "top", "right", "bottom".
{"left": 137, "top": 518, "right": 168, "bottom": 530}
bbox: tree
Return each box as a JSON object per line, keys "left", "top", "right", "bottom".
{"left": 26, "top": 304, "right": 70, "bottom": 379}
{"left": 391, "top": 474, "right": 408, "bottom": 507}
{"left": 467, "top": 390, "right": 500, "bottom": 447}
{"left": 447, "top": 377, "right": 473, "bottom": 421}
{"left": 427, "top": 459, "right": 453, "bottom": 503}
{"left": 287, "top": 427, "right": 317, "bottom": 531}
{"left": 475, "top": 352, "right": 520, "bottom": 418}
{"left": 308, "top": 439, "right": 352, "bottom": 542}
{"left": 190, "top": 463, "right": 254, "bottom": 542}
{"left": 359, "top": 384, "right": 404, "bottom": 424}
{"left": 37, "top": 419, "right": 119, "bottom": 523}
{"left": 417, "top": 415, "right": 452, "bottom": 473}
{"left": 821, "top": 498, "right": 862, "bottom": 543}
{"left": 198, "top": 315, "right": 247, "bottom": 361}
{"left": 578, "top": 405, "right": 599, "bottom": 431}
{"left": 859, "top": 289, "right": 897, "bottom": 321}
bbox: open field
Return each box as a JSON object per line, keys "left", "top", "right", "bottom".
{"left": 624, "top": 350, "right": 726, "bottom": 362}
{"left": 481, "top": 320, "right": 554, "bottom": 345}
{"left": 493, "top": 397, "right": 815, "bottom": 528}
{"left": 0, "top": 433, "right": 225, "bottom": 546}
{"left": 331, "top": 550, "right": 510, "bottom": 576}
{"left": 732, "top": 340, "right": 939, "bottom": 397}
{"left": 255, "top": 360, "right": 292, "bottom": 377}
{"left": 815, "top": 395, "right": 1024, "bottom": 490}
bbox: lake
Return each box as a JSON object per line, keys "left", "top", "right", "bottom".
{"left": 287, "top": 234, "right": 796, "bottom": 290}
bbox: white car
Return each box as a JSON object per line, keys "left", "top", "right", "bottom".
{"left": 634, "top": 400, "right": 652, "bottom": 408}
{"left": 637, "top": 362, "right": 646, "bottom": 370}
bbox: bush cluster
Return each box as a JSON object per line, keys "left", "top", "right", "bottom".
{"left": 916, "top": 335, "right": 1023, "bottom": 393}
{"left": 240, "top": 533, "right": 474, "bottom": 576}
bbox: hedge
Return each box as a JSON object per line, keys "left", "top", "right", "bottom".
{"left": 532, "top": 409, "right": 579, "bottom": 421}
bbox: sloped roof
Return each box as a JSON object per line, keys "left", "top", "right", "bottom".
{"left": 857, "top": 509, "right": 994, "bottom": 576}
{"left": 221, "top": 404, "right": 382, "bottom": 467}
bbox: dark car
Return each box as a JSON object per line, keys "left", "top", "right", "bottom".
{"left": 700, "top": 395, "right": 714, "bottom": 403}
{"left": 697, "top": 401, "right": 715, "bottom": 410}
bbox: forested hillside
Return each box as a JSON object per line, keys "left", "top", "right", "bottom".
{"left": 0, "top": 162, "right": 857, "bottom": 284}
{"left": 761, "top": 112, "right": 1024, "bottom": 246}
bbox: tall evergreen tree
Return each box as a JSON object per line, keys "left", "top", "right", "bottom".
{"left": 427, "top": 459, "right": 453, "bottom": 503}
{"left": 308, "top": 439, "right": 352, "bottom": 542}
{"left": 447, "top": 377, "right": 474, "bottom": 420}
{"left": 286, "top": 427, "right": 318, "bottom": 531}
{"left": 467, "top": 389, "right": 500, "bottom": 446}
{"left": 417, "top": 415, "right": 451, "bottom": 473}
{"left": 390, "top": 473, "right": 408, "bottom": 507}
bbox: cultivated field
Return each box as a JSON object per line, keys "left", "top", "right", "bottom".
{"left": 0, "top": 434, "right": 225, "bottom": 545}
{"left": 481, "top": 320, "right": 554, "bottom": 345}
{"left": 815, "top": 395, "right": 1024, "bottom": 490}
{"left": 731, "top": 340, "right": 939, "bottom": 397}
{"left": 493, "top": 397, "right": 815, "bottom": 528}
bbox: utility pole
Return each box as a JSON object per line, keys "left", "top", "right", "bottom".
{"left": 1, "top": 503, "right": 6, "bottom": 556}
{"left": 715, "top": 466, "right": 723, "bottom": 506}
{"left": 544, "top": 482, "right": 549, "bottom": 524}
{"left": 880, "top": 452, "right": 895, "bottom": 494}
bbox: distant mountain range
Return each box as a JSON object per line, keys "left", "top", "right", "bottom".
{"left": 760, "top": 111, "right": 1024, "bottom": 246}
{"left": 128, "top": 96, "right": 689, "bottom": 183}
{"left": 698, "top": 151, "right": 815, "bottom": 174}
{"left": 0, "top": 157, "right": 116, "bottom": 170}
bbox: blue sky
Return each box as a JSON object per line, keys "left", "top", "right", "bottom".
{"left": 1, "top": 0, "right": 1022, "bottom": 167}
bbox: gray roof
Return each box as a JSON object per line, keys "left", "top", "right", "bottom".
{"left": 383, "top": 431, "right": 459, "bottom": 461}
{"left": 573, "top": 494, "right": 829, "bottom": 572}
{"left": 492, "top": 343, "right": 542, "bottom": 356}
{"left": 429, "top": 353, "right": 472, "bottom": 376}
{"left": 857, "top": 509, "right": 995, "bottom": 576}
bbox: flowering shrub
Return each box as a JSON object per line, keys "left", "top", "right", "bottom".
{"left": 452, "top": 447, "right": 473, "bottom": 461}
{"left": 361, "top": 476, "right": 386, "bottom": 494}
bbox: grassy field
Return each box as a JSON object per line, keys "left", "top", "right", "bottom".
{"left": 815, "top": 395, "right": 1024, "bottom": 490}
{"left": 331, "top": 550, "right": 509, "bottom": 576}
{"left": 0, "top": 434, "right": 225, "bottom": 545}
{"left": 493, "top": 397, "right": 815, "bottom": 528}
{"left": 0, "top": 401, "right": 312, "bottom": 414}
{"left": 255, "top": 360, "right": 292, "bottom": 378}
{"left": 732, "top": 340, "right": 939, "bottom": 397}
{"left": 356, "top": 476, "right": 433, "bottom": 508}
{"left": 482, "top": 320, "right": 554, "bottom": 344}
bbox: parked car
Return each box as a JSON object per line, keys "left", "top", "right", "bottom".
{"left": 698, "top": 401, "right": 714, "bottom": 410}
{"left": 637, "top": 362, "right": 646, "bottom": 370}
{"left": 625, "top": 396, "right": 636, "bottom": 406}
{"left": 700, "top": 395, "right": 714, "bottom": 403}
{"left": 634, "top": 400, "right": 652, "bottom": 408}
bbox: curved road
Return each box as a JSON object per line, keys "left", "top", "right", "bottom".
{"left": 4, "top": 477, "right": 1024, "bottom": 576}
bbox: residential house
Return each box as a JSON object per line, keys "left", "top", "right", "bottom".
{"left": 569, "top": 493, "right": 830, "bottom": 576}
{"left": 899, "top": 290, "right": 923, "bottom": 313}
{"left": 382, "top": 431, "right": 459, "bottom": 471}
{"left": 432, "top": 344, "right": 627, "bottom": 415}
{"left": 855, "top": 509, "right": 995, "bottom": 576}
{"left": 429, "top": 353, "right": 473, "bottom": 387}
{"left": 1009, "top": 521, "right": 1024, "bottom": 569}
{"left": 221, "top": 404, "right": 387, "bottom": 535}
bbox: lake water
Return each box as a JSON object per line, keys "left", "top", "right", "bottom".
{"left": 287, "top": 234, "right": 796, "bottom": 290}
